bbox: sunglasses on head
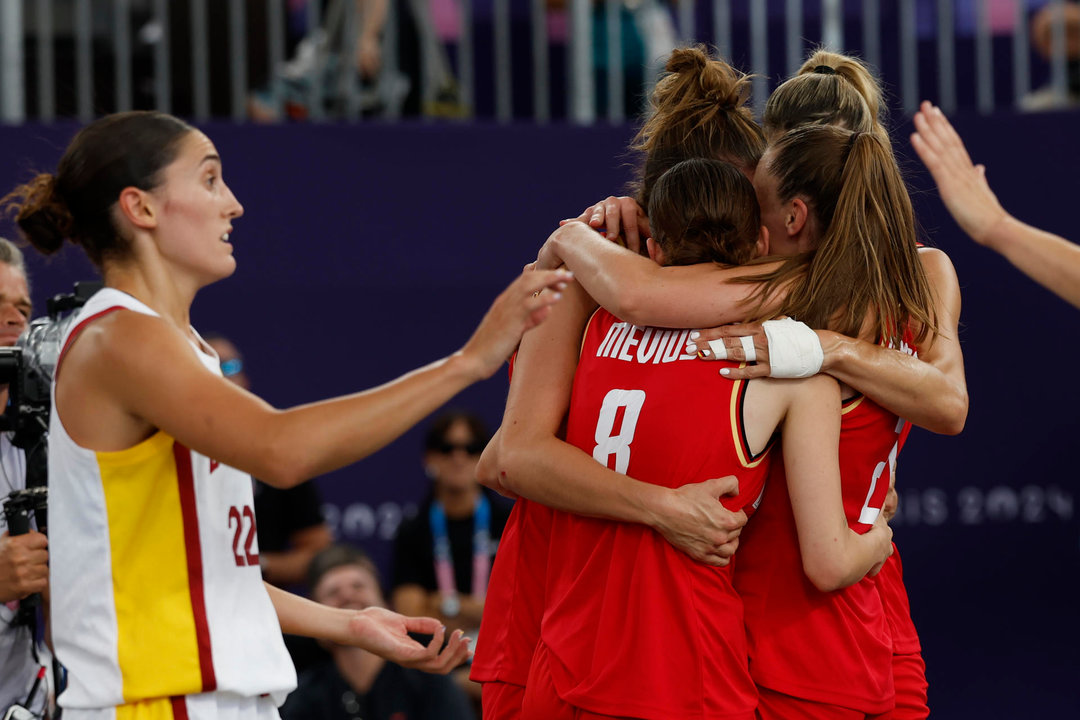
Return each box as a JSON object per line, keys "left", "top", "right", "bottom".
{"left": 434, "top": 440, "right": 485, "bottom": 455}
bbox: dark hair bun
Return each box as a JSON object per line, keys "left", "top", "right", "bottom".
{"left": 6, "top": 173, "right": 73, "bottom": 255}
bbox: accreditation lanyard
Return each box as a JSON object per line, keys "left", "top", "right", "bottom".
{"left": 430, "top": 494, "right": 492, "bottom": 607}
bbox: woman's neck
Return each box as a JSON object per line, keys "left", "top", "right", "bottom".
{"left": 104, "top": 260, "right": 197, "bottom": 333}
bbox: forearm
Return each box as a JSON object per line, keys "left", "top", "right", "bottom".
{"left": 261, "top": 353, "right": 485, "bottom": 487}
{"left": 803, "top": 528, "right": 887, "bottom": 592}
{"left": 499, "top": 433, "right": 668, "bottom": 527}
{"left": 267, "top": 582, "right": 352, "bottom": 642}
{"left": 983, "top": 214, "right": 1080, "bottom": 310}
{"left": 548, "top": 223, "right": 762, "bottom": 327}
{"left": 818, "top": 330, "right": 967, "bottom": 434}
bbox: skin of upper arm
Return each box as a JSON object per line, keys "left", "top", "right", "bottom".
{"left": 778, "top": 375, "right": 855, "bottom": 589}
{"left": 497, "top": 282, "right": 594, "bottom": 475}
{"left": 59, "top": 311, "right": 298, "bottom": 482}
{"left": 918, "top": 247, "right": 967, "bottom": 403}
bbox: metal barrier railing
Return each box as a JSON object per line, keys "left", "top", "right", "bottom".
{"left": 0, "top": 0, "right": 1076, "bottom": 125}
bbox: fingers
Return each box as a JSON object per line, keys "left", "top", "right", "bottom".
{"left": 586, "top": 201, "right": 607, "bottom": 229}
{"left": 599, "top": 196, "right": 620, "bottom": 240}
{"left": 619, "top": 198, "right": 642, "bottom": 253}
{"left": 11, "top": 531, "right": 47, "bottom": 551}
{"left": 706, "top": 474, "right": 740, "bottom": 498}
{"left": 404, "top": 615, "right": 444, "bottom": 639}
{"left": 518, "top": 267, "right": 574, "bottom": 296}
{"left": 412, "top": 628, "right": 471, "bottom": 674}
{"left": 718, "top": 364, "right": 771, "bottom": 380}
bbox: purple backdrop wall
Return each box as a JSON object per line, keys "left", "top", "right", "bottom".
{"left": 0, "top": 113, "right": 1077, "bottom": 715}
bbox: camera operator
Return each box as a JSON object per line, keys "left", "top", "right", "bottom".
{"left": 0, "top": 238, "right": 49, "bottom": 717}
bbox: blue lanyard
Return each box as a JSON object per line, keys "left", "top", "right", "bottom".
{"left": 430, "top": 494, "right": 491, "bottom": 600}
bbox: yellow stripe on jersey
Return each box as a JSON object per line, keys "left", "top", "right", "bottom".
{"left": 841, "top": 395, "right": 866, "bottom": 415}
{"left": 115, "top": 696, "right": 183, "bottom": 720}
{"left": 97, "top": 431, "right": 203, "bottom": 701}
{"left": 729, "top": 369, "right": 769, "bottom": 469}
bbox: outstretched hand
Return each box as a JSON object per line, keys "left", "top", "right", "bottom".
{"left": 560, "top": 196, "right": 651, "bottom": 255}
{"left": 910, "top": 100, "right": 1008, "bottom": 245}
{"left": 345, "top": 606, "right": 471, "bottom": 674}
{"left": 461, "top": 268, "right": 574, "bottom": 380}
{"left": 650, "top": 475, "right": 747, "bottom": 567}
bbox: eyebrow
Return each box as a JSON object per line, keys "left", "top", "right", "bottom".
{"left": 200, "top": 154, "right": 222, "bottom": 166}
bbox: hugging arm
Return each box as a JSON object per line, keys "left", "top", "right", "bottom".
{"left": 692, "top": 248, "right": 967, "bottom": 435}
{"left": 535, "top": 222, "right": 785, "bottom": 329}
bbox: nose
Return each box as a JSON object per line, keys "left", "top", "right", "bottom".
{"left": 224, "top": 183, "right": 244, "bottom": 219}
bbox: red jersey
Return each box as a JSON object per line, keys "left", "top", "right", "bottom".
{"left": 540, "top": 310, "right": 773, "bottom": 720}
{"left": 881, "top": 336, "right": 922, "bottom": 656}
{"left": 470, "top": 497, "right": 552, "bottom": 687}
{"left": 734, "top": 393, "right": 907, "bottom": 714}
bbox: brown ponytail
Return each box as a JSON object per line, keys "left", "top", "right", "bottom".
{"left": 746, "top": 125, "right": 935, "bottom": 348}
{"left": 763, "top": 48, "right": 888, "bottom": 143}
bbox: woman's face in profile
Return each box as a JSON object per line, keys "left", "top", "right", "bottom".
{"left": 149, "top": 130, "right": 245, "bottom": 286}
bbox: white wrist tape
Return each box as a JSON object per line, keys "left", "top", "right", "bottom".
{"left": 762, "top": 318, "right": 824, "bottom": 378}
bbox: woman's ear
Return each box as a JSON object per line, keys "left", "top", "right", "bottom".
{"left": 116, "top": 187, "right": 157, "bottom": 231}
{"left": 755, "top": 225, "right": 770, "bottom": 258}
{"left": 646, "top": 236, "right": 666, "bottom": 265}
{"left": 788, "top": 197, "right": 809, "bottom": 237}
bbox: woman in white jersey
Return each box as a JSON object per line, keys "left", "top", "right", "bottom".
{"left": 2, "top": 111, "right": 571, "bottom": 720}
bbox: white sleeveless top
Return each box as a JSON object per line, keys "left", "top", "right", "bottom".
{"left": 48, "top": 288, "right": 296, "bottom": 709}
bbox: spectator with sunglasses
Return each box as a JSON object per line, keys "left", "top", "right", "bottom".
{"left": 391, "top": 411, "right": 511, "bottom": 704}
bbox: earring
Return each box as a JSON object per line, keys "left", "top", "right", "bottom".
{"left": 424, "top": 466, "right": 436, "bottom": 479}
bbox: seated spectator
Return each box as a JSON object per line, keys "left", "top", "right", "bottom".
{"left": 391, "top": 411, "right": 510, "bottom": 702}
{"left": 281, "top": 544, "right": 475, "bottom": 720}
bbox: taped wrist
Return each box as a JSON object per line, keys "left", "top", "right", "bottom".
{"left": 762, "top": 318, "right": 824, "bottom": 378}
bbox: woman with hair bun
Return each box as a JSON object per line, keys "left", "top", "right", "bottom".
{"left": 2, "top": 110, "right": 572, "bottom": 719}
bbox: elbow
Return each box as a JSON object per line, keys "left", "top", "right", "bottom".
{"left": 802, "top": 556, "right": 856, "bottom": 593}
{"left": 495, "top": 437, "right": 535, "bottom": 497}
{"left": 610, "top": 287, "right": 649, "bottom": 327}
{"left": 931, "top": 391, "right": 969, "bottom": 436}
{"left": 256, "top": 437, "right": 317, "bottom": 489}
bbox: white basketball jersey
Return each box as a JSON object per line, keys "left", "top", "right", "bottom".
{"left": 48, "top": 288, "right": 296, "bottom": 710}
